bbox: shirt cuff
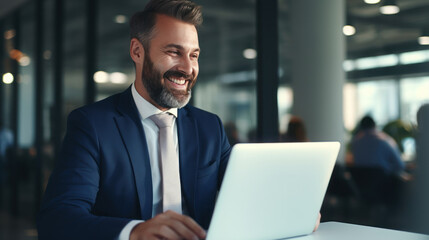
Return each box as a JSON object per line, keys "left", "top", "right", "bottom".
{"left": 118, "top": 220, "right": 144, "bottom": 240}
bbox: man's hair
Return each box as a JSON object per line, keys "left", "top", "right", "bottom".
{"left": 130, "top": 0, "right": 203, "bottom": 49}
{"left": 359, "top": 115, "right": 376, "bottom": 130}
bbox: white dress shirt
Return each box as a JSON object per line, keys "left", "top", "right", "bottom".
{"left": 118, "top": 83, "right": 179, "bottom": 240}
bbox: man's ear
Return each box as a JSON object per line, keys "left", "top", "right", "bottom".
{"left": 130, "top": 38, "right": 145, "bottom": 64}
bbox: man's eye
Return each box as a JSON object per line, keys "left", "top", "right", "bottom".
{"left": 168, "top": 51, "right": 180, "bottom": 55}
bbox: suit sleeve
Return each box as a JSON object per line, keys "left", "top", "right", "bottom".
{"left": 37, "top": 109, "right": 132, "bottom": 240}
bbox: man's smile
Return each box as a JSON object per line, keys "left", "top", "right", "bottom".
{"left": 168, "top": 78, "right": 186, "bottom": 85}
{"left": 165, "top": 76, "right": 189, "bottom": 91}
{"left": 163, "top": 71, "right": 193, "bottom": 91}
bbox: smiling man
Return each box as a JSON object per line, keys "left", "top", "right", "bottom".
{"left": 37, "top": 1, "right": 231, "bottom": 240}
{"left": 132, "top": 11, "right": 199, "bottom": 111}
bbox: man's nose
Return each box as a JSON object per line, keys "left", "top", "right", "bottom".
{"left": 177, "top": 56, "right": 194, "bottom": 76}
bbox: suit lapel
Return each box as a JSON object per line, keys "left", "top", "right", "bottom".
{"left": 177, "top": 107, "right": 199, "bottom": 217}
{"left": 114, "top": 87, "right": 153, "bottom": 220}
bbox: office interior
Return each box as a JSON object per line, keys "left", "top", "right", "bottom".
{"left": 1, "top": 0, "right": 429, "bottom": 239}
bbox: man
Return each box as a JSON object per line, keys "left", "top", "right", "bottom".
{"left": 349, "top": 116, "right": 410, "bottom": 217}
{"left": 38, "top": 1, "right": 320, "bottom": 239}
{"left": 350, "top": 116, "right": 406, "bottom": 176}
{"left": 38, "top": 1, "right": 229, "bottom": 239}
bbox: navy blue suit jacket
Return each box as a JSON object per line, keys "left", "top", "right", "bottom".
{"left": 37, "top": 87, "right": 232, "bottom": 239}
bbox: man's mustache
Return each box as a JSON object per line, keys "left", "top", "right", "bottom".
{"left": 163, "top": 70, "right": 193, "bottom": 81}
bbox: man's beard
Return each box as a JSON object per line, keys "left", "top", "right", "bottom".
{"left": 141, "top": 54, "right": 195, "bottom": 109}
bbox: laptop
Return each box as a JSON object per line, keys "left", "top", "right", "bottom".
{"left": 206, "top": 141, "right": 340, "bottom": 240}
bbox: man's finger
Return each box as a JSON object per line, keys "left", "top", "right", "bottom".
{"left": 154, "top": 224, "right": 182, "bottom": 240}
{"left": 313, "top": 212, "right": 321, "bottom": 232}
{"left": 164, "top": 218, "right": 200, "bottom": 240}
{"left": 166, "top": 211, "right": 206, "bottom": 239}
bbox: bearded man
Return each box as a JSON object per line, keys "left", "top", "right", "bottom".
{"left": 37, "top": 1, "right": 231, "bottom": 239}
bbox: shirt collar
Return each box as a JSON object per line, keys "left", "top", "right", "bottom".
{"left": 131, "top": 83, "right": 178, "bottom": 120}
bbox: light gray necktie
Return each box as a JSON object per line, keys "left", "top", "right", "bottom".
{"left": 150, "top": 113, "right": 182, "bottom": 214}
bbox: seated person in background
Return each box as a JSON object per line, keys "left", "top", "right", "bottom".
{"left": 281, "top": 116, "right": 309, "bottom": 142}
{"left": 350, "top": 116, "right": 409, "bottom": 180}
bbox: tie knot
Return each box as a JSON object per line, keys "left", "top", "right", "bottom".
{"left": 150, "top": 113, "right": 175, "bottom": 128}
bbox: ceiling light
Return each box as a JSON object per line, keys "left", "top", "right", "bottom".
{"left": 418, "top": 36, "right": 429, "bottom": 45}
{"left": 343, "top": 25, "right": 356, "bottom": 36}
{"left": 2, "top": 73, "right": 14, "bottom": 84}
{"left": 364, "top": 0, "right": 380, "bottom": 4}
{"left": 18, "top": 56, "right": 31, "bottom": 66}
{"left": 379, "top": 0, "right": 400, "bottom": 15}
{"left": 243, "top": 48, "right": 257, "bottom": 59}
{"left": 343, "top": 15, "right": 356, "bottom": 36}
{"left": 114, "top": 15, "right": 127, "bottom": 24}
{"left": 93, "top": 71, "right": 109, "bottom": 83}
{"left": 110, "top": 72, "right": 127, "bottom": 84}
{"left": 418, "top": 29, "right": 429, "bottom": 45}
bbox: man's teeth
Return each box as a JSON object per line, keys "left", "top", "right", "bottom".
{"left": 170, "top": 78, "right": 186, "bottom": 85}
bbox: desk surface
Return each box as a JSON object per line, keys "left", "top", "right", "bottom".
{"left": 290, "top": 222, "right": 429, "bottom": 240}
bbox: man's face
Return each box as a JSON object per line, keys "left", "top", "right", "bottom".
{"left": 141, "top": 14, "right": 200, "bottom": 109}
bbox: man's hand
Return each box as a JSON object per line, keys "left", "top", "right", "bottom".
{"left": 130, "top": 210, "right": 206, "bottom": 240}
{"left": 313, "top": 212, "right": 321, "bottom": 232}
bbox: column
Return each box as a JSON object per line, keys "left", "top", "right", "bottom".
{"left": 256, "top": 0, "right": 279, "bottom": 142}
{"left": 289, "top": 0, "right": 346, "bottom": 158}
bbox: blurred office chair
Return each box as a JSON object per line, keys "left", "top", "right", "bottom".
{"left": 348, "top": 167, "right": 392, "bottom": 204}
{"left": 323, "top": 164, "right": 360, "bottom": 221}
{"left": 327, "top": 165, "right": 359, "bottom": 199}
{"left": 347, "top": 166, "right": 398, "bottom": 227}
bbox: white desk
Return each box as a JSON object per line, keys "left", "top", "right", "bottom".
{"left": 290, "top": 222, "right": 429, "bottom": 240}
